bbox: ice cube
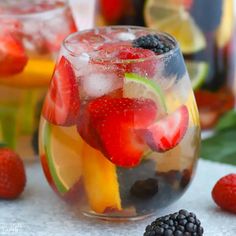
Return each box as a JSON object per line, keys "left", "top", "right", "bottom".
{"left": 67, "top": 52, "right": 90, "bottom": 77}
{"left": 116, "top": 32, "right": 136, "bottom": 41}
{"left": 81, "top": 71, "right": 122, "bottom": 98}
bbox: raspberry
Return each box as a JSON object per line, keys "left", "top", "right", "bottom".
{"left": 144, "top": 209, "right": 204, "bottom": 236}
{"left": 0, "top": 148, "right": 26, "bottom": 199}
{"left": 212, "top": 174, "right": 236, "bottom": 214}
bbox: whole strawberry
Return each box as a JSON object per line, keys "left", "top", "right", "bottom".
{"left": 212, "top": 174, "right": 236, "bottom": 214}
{"left": 0, "top": 148, "right": 26, "bottom": 199}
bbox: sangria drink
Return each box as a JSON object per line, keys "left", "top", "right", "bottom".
{"left": 39, "top": 26, "right": 200, "bottom": 220}
{"left": 0, "top": 0, "right": 76, "bottom": 159}
{"left": 98, "top": 0, "right": 235, "bottom": 129}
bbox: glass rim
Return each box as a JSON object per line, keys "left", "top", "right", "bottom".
{"left": 0, "top": 0, "right": 69, "bottom": 19}
{"left": 62, "top": 26, "right": 180, "bottom": 64}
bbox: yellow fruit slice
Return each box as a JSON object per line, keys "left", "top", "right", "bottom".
{"left": 216, "top": 0, "right": 234, "bottom": 48}
{"left": 44, "top": 123, "right": 83, "bottom": 193}
{"left": 166, "top": 86, "right": 199, "bottom": 126}
{"left": 82, "top": 142, "right": 121, "bottom": 214}
{"left": 0, "top": 58, "right": 55, "bottom": 88}
{"left": 144, "top": 0, "right": 206, "bottom": 54}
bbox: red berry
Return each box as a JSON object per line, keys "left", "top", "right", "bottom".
{"left": 140, "top": 105, "right": 189, "bottom": 152}
{"left": 96, "top": 42, "right": 157, "bottom": 77}
{"left": 118, "top": 47, "right": 157, "bottom": 77}
{"left": 88, "top": 97, "right": 157, "bottom": 167}
{"left": 42, "top": 56, "right": 80, "bottom": 126}
{"left": 212, "top": 174, "right": 236, "bottom": 214}
{"left": 0, "top": 32, "right": 28, "bottom": 76}
{"left": 0, "top": 148, "right": 26, "bottom": 199}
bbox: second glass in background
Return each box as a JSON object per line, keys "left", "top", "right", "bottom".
{"left": 0, "top": 0, "right": 77, "bottom": 160}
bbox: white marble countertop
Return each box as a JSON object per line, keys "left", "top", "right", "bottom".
{"left": 0, "top": 159, "right": 236, "bottom": 236}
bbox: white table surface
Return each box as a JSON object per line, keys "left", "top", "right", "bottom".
{"left": 0, "top": 159, "right": 236, "bottom": 236}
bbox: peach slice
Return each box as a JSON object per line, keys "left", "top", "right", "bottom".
{"left": 82, "top": 142, "right": 121, "bottom": 213}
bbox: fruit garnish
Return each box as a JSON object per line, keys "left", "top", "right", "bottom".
{"left": 100, "top": 0, "right": 124, "bottom": 23}
{"left": 96, "top": 42, "right": 157, "bottom": 77}
{"left": 88, "top": 97, "right": 157, "bottom": 167}
{"left": 41, "top": 154, "right": 55, "bottom": 190}
{"left": 0, "top": 59, "right": 55, "bottom": 88}
{"left": 117, "top": 159, "right": 160, "bottom": 213}
{"left": 82, "top": 142, "right": 121, "bottom": 213}
{"left": 190, "top": 0, "right": 222, "bottom": 32}
{"left": 186, "top": 61, "right": 208, "bottom": 90}
{"left": 77, "top": 104, "right": 101, "bottom": 149}
{"left": 132, "top": 34, "right": 173, "bottom": 54}
{"left": 143, "top": 209, "right": 204, "bottom": 236}
{"left": 0, "top": 32, "right": 28, "bottom": 77}
{"left": 124, "top": 73, "right": 166, "bottom": 114}
{"left": 212, "top": 174, "right": 236, "bottom": 214}
{"left": 42, "top": 56, "right": 80, "bottom": 126}
{"left": 216, "top": 0, "right": 234, "bottom": 48}
{"left": 0, "top": 148, "right": 26, "bottom": 199}
{"left": 140, "top": 105, "right": 189, "bottom": 152}
{"left": 43, "top": 123, "right": 83, "bottom": 194}
{"left": 144, "top": 0, "right": 206, "bottom": 54}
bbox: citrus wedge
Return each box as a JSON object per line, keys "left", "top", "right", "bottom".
{"left": 144, "top": 0, "right": 206, "bottom": 54}
{"left": 44, "top": 123, "right": 83, "bottom": 194}
{"left": 186, "top": 61, "right": 208, "bottom": 90}
{"left": 82, "top": 142, "right": 121, "bottom": 213}
{"left": 124, "top": 73, "right": 166, "bottom": 114}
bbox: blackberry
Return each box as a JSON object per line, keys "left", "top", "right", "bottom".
{"left": 117, "top": 160, "right": 183, "bottom": 214}
{"left": 130, "top": 178, "right": 159, "bottom": 199}
{"left": 143, "top": 209, "right": 204, "bottom": 236}
{"left": 133, "top": 34, "right": 173, "bottom": 55}
{"left": 133, "top": 34, "right": 185, "bottom": 80}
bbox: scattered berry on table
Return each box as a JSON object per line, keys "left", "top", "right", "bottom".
{"left": 212, "top": 173, "right": 236, "bottom": 214}
{"left": 0, "top": 148, "right": 26, "bottom": 199}
{"left": 143, "top": 209, "right": 204, "bottom": 236}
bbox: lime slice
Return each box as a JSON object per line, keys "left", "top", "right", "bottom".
{"left": 124, "top": 73, "right": 166, "bottom": 112}
{"left": 186, "top": 61, "right": 208, "bottom": 90}
{"left": 144, "top": 0, "right": 206, "bottom": 54}
{"left": 44, "top": 123, "right": 83, "bottom": 193}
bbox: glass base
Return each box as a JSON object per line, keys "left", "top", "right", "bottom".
{"left": 82, "top": 211, "right": 154, "bottom": 222}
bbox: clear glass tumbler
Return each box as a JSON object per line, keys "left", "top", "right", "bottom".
{"left": 39, "top": 26, "right": 200, "bottom": 220}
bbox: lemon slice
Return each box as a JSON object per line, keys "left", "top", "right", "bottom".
{"left": 216, "top": 0, "right": 234, "bottom": 48}
{"left": 144, "top": 0, "right": 206, "bottom": 54}
{"left": 186, "top": 61, "right": 208, "bottom": 90}
{"left": 124, "top": 73, "right": 166, "bottom": 113}
{"left": 44, "top": 123, "right": 83, "bottom": 193}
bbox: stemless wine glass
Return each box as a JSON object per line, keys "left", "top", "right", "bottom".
{"left": 0, "top": 0, "right": 77, "bottom": 160}
{"left": 39, "top": 26, "right": 201, "bottom": 220}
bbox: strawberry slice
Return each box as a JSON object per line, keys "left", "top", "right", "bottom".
{"left": 42, "top": 56, "right": 80, "bottom": 126}
{"left": 88, "top": 97, "right": 157, "bottom": 167}
{"left": 140, "top": 105, "right": 189, "bottom": 152}
{"left": 0, "top": 32, "right": 28, "bottom": 76}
